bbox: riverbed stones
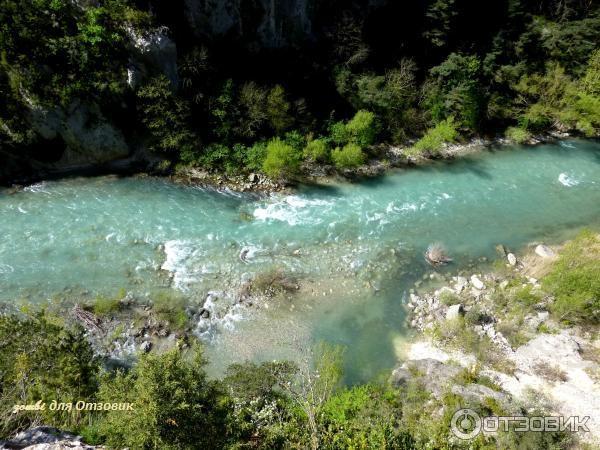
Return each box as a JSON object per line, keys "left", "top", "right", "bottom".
{"left": 446, "top": 304, "right": 464, "bottom": 320}
{"left": 453, "top": 276, "right": 468, "bottom": 293}
{"left": 507, "top": 253, "right": 517, "bottom": 266}
{"left": 470, "top": 275, "right": 485, "bottom": 290}
{"left": 535, "top": 244, "right": 556, "bottom": 258}
{"left": 140, "top": 340, "right": 152, "bottom": 353}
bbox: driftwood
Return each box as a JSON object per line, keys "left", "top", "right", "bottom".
{"left": 425, "top": 243, "right": 453, "bottom": 266}
{"left": 72, "top": 304, "right": 104, "bottom": 334}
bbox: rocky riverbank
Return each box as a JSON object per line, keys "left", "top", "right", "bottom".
{"left": 395, "top": 238, "right": 600, "bottom": 445}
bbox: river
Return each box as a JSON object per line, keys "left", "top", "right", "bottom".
{"left": 1, "top": 139, "right": 599, "bottom": 383}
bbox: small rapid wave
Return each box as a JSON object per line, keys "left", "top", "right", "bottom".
{"left": 253, "top": 195, "right": 335, "bottom": 225}
{"left": 558, "top": 173, "right": 580, "bottom": 187}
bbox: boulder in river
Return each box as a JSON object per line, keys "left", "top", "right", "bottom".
{"left": 425, "top": 243, "right": 452, "bottom": 266}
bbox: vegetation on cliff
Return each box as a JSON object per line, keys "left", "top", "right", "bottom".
{"left": 1, "top": 0, "right": 599, "bottom": 182}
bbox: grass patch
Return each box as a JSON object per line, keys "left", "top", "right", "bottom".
{"left": 543, "top": 231, "right": 600, "bottom": 325}
{"left": 152, "top": 291, "right": 188, "bottom": 330}
{"left": 93, "top": 296, "right": 121, "bottom": 316}
{"left": 533, "top": 361, "right": 568, "bottom": 383}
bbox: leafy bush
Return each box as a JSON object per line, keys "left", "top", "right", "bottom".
{"left": 245, "top": 141, "right": 268, "bottom": 172}
{"left": 544, "top": 231, "right": 600, "bottom": 324}
{"left": 328, "top": 121, "right": 350, "bottom": 145}
{"left": 262, "top": 138, "right": 301, "bottom": 179}
{"left": 331, "top": 143, "right": 366, "bottom": 169}
{"left": 303, "top": 138, "right": 330, "bottom": 162}
{"left": 505, "top": 126, "right": 532, "bottom": 144}
{"left": 345, "top": 110, "right": 378, "bottom": 148}
{"left": 408, "top": 117, "right": 458, "bottom": 155}
{"left": 267, "top": 85, "right": 293, "bottom": 134}
{"left": 137, "top": 76, "right": 199, "bottom": 159}
{"left": 0, "top": 314, "right": 98, "bottom": 438}
{"left": 98, "top": 348, "right": 232, "bottom": 449}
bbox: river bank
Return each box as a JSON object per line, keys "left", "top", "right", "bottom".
{"left": 395, "top": 234, "right": 600, "bottom": 445}
{"left": 2, "top": 130, "right": 583, "bottom": 196}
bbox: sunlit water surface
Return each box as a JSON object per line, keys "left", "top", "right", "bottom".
{"left": 1, "top": 140, "right": 599, "bottom": 382}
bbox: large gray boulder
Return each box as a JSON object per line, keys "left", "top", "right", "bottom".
{"left": 28, "top": 100, "right": 129, "bottom": 167}
{"left": 391, "top": 358, "right": 462, "bottom": 398}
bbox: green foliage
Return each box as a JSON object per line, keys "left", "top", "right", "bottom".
{"left": 331, "top": 143, "right": 365, "bottom": 169}
{"left": 345, "top": 110, "right": 378, "bottom": 148}
{"left": 335, "top": 63, "right": 416, "bottom": 142}
{"left": 425, "top": 53, "right": 484, "bottom": 130}
{"left": 320, "top": 385, "right": 416, "bottom": 449}
{"left": 92, "top": 295, "right": 121, "bottom": 316}
{"left": 583, "top": 49, "right": 600, "bottom": 95}
{"left": 262, "top": 138, "right": 301, "bottom": 179}
{"left": 505, "top": 126, "right": 532, "bottom": 144}
{"left": 408, "top": 117, "right": 458, "bottom": 155}
{"left": 97, "top": 347, "right": 231, "bottom": 449}
{"left": 304, "top": 138, "right": 330, "bottom": 163}
{"left": 0, "top": 313, "right": 98, "bottom": 438}
{"left": 267, "top": 85, "right": 293, "bottom": 134}
{"left": 152, "top": 291, "right": 188, "bottom": 331}
{"left": 544, "top": 231, "right": 600, "bottom": 325}
{"left": 137, "top": 76, "right": 199, "bottom": 159}
{"left": 328, "top": 121, "right": 350, "bottom": 146}
{"left": 245, "top": 141, "right": 268, "bottom": 172}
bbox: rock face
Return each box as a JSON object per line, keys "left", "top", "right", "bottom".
{"left": 28, "top": 99, "right": 129, "bottom": 167}
{"left": 184, "top": 0, "right": 314, "bottom": 47}
{"left": 391, "top": 358, "right": 462, "bottom": 398}
{"left": 507, "top": 253, "right": 517, "bottom": 266}
{"left": 127, "top": 26, "right": 179, "bottom": 87}
{"left": 0, "top": 426, "right": 101, "bottom": 449}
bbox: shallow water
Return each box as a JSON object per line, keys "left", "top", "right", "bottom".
{"left": 1, "top": 140, "right": 599, "bottom": 383}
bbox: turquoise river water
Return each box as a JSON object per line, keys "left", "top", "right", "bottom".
{"left": 1, "top": 140, "right": 599, "bottom": 382}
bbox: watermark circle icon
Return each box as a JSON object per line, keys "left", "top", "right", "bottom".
{"left": 451, "top": 408, "right": 482, "bottom": 440}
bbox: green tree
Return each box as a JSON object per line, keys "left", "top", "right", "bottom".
{"left": 0, "top": 313, "right": 98, "bottom": 438}
{"left": 98, "top": 347, "right": 232, "bottom": 449}
{"left": 425, "top": 53, "right": 485, "bottom": 130}
{"left": 262, "top": 138, "right": 301, "bottom": 179}
{"left": 267, "top": 85, "right": 293, "bottom": 134}
{"left": 331, "top": 143, "right": 365, "bottom": 169}
{"left": 345, "top": 110, "right": 378, "bottom": 148}
{"left": 137, "top": 76, "right": 199, "bottom": 161}
{"left": 304, "top": 138, "right": 330, "bottom": 162}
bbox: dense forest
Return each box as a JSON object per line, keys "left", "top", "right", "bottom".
{"left": 1, "top": 0, "right": 599, "bottom": 182}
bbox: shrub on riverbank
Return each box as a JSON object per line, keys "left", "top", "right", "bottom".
{"left": 544, "top": 230, "right": 600, "bottom": 325}
{"left": 331, "top": 143, "right": 366, "bottom": 169}
{"left": 505, "top": 126, "right": 532, "bottom": 144}
{"left": 408, "top": 118, "right": 458, "bottom": 156}
{"left": 262, "top": 139, "right": 302, "bottom": 179}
